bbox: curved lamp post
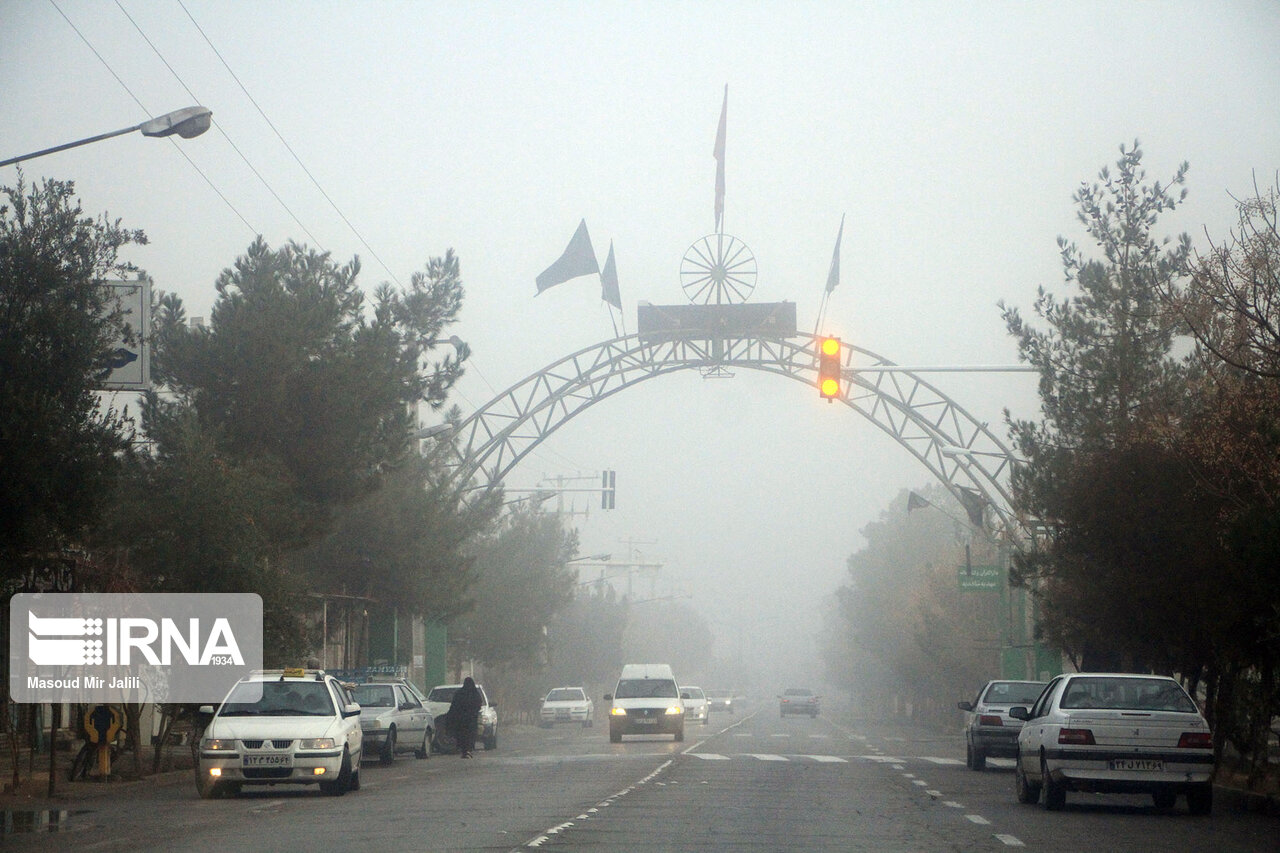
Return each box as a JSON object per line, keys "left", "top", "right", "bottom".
{"left": 0, "top": 106, "right": 212, "bottom": 168}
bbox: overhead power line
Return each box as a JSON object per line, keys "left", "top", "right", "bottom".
{"left": 176, "top": 0, "right": 402, "bottom": 286}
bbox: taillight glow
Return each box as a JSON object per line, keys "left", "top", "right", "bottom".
{"left": 1178, "top": 731, "right": 1212, "bottom": 749}
{"left": 1058, "top": 728, "right": 1096, "bottom": 745}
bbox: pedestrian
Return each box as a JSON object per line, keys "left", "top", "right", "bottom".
{"left": 447, "top": 676, "right": 483, "bottom": 758}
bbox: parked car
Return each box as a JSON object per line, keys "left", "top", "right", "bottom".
{"left": 957, "top": 679, "right": 1046, "bottom": 770}
{"left": 705, "top": 690, "right": 735, "bottom": 714}
{"left": 197, "top": 668, "right": 363, "bottom": 798}
{"left": 349, "top": 681, "right": 431, "bottom": 764}
{"left": 423, "top": 682, "right": 498, "bottom": 752}
{"left": 779, "top": 687, "right": 820, "bottom": 717}
{"left": 539, "top": 687, "right": 594, "bottom": 727}
{"left": 606, "top": 663, "right": 684, "bottom": 743}
{"left": 1010, "top": 672, "right": 1214, "bottom": 813}
{"left": 681, "top": 685, "right": 709, "bottom": 725}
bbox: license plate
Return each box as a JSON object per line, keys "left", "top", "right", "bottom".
{"left": 1109, "top": 758, "right": 1163, "bottom": 772}
{"left": 634, "top": 718, "right": 656, "bottom": 725}
{"left": 243, "top": 754, "right": 291, "bottom": 768}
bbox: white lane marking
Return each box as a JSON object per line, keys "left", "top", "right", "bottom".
{"left": 912, "top": 780, "right": 928, "bottom": 786}
{"left": 808, "top": 734, "right": 830, "bottom": 739}
{"left": 965, "top": 815, "right": 991, "bottom": 825}
{"left": 745, "top": 754, "right": 789, "bottom": 761}
{"left": 922, "top": 756, "right": 964, "bottom": 765}
{"left": 942, "top": 801, "right": 964, "bottom": 808}
{"left": 925, "top": 790, "right": 942, "bottom": 797}
{"left": 733, "top": 732, "right": 753, "bottom": 737}
{"left": 524, "top": 759, "right": 672, "bottom": 848}
{"left": 770, "top": 733, "right": 791, "bottom": 738}
{"left": 861, "top": 755, "right": 905, "bottom": 763}
{"left": 804, "top": 755, "right": 847, "bottom": 763}
{"left": 892, "top": 764, "right": 905, "bottom": 770}
{"left": 995, "top": 835, "right": 1025, "bottom": 847}
{"left": 902, "top": 773, "right": 916, "bottom": 778}
{"left": 689, "top": 753, "right": 730, "bottom": 760}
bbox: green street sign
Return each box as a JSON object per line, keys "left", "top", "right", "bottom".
{"left": 957, "top": 564, "right": 1001, "bottom": 590}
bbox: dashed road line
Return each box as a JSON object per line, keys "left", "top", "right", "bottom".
{"left": 995, "top": 834, "right": 1025, "bottom": 846}
{"left": 965, "top": 815, "right": 991, "bottom": 825}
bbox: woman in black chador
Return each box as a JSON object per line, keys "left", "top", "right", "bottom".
{"left": 447, "top": 676, "right": 483, "bottom": 758}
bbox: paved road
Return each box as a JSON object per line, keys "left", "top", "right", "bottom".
{"left": 4, "top": 706, "right": 1277, "bottom": 851}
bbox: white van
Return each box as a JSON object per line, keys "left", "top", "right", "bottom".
{"left": 605, "top": 664, "right": 684, "bottom": 743}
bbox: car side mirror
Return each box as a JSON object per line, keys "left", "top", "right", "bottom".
{"left": 343, "top": 703, "right": 361, "bottom": 718}
{"left": 1008, "top": 706, "right": 1030, "bottom": 721}
{"left": 957, "top": 701, "right": 974, "bottom": 712}
{"left": 198, "top": 705, "right": 215, "bottom": 715}
{"left": 603, "top": 694, "right": 612, "bottom": 703}
{"left": 680, "top": 692, "right": 690, "bottom": 699}
{"left": 490, "top": 702, "right": 497, "bottom": 710}
{"left": 400, "top": 702, "right": 414, "bottom": 711}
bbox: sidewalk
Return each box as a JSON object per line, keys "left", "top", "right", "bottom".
{"left": 0, "top": 743, "right": 194, "bottom": 808}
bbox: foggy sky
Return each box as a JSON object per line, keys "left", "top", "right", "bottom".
{"left": 4, "top": 0, "right": 1278, "bottom": 688}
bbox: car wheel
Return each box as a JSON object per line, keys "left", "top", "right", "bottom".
{"left": 1014, "top": 755, "right": 1040, "bottom": 804}
{"left": 381, "top": 727, "right": 397, "bottom": 765}
{"left": 970, "top": 743, "right": 986, "bottom": 771}
{"left": 1152, "top": 789, "right": 1176, "bottom": 810}
{"left": 1187, "top": 782, "right": 1213, "bottom": 815}
{"left": 484, "top": 732, "right": 497, "bottom": 751}
{"left": 674, "top": 725, "right": 685, "bottom": 743}
{"left": 1041, "top": 756, "right": 1065, "bottom": 811}
{"left": 320, "top": 748, "right": 352, "bottom": 796}
{"left": 349, "top": 767, "right": 360, "bottom": 791}
{"left": 609, "top": 726, "right": 622, "bottom": 744}
{"left": 415, "top": 729, "right": 429, "bottom": 759}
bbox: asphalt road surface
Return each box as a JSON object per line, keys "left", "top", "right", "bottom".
{"left": 5, "top": 703, "right": 1278, "bottom": 851}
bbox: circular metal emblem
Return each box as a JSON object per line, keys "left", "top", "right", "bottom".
{"left": 680, "top": 233, "right": 757, "bottom": 305}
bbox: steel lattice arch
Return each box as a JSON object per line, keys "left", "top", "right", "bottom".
{"left": 444, "top": 331, "right": 1028, "bottom": 540}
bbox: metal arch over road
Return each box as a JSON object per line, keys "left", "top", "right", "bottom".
{"left": 447, "top": 330, "right": 1027, "bottom": 537}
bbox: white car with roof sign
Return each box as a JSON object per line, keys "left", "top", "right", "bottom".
{"left": 197, "top": 668, "right": 363, "bottom": 798}
{"left": 1010, "top": 672, "right": 1214, "bottom": 813}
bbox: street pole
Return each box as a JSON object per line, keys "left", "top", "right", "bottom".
{"left": 1, "top": 106, "right": 212, "bottom": 168}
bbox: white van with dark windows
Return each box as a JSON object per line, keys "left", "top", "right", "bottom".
{"left": 605, "top": 663, "right": 684, "bottom": 743}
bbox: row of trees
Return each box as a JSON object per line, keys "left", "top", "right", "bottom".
{"left": 0, "top": 175, "right": 588, "bottom": 782}
{"left": 823, "top": 146, "right": 1280, "bottom": 785}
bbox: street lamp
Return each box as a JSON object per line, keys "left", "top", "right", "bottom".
{"left": 0, "top": 106, "right": 213, "bottom": 168}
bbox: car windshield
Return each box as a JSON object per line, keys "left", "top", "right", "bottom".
{"left": 1060, "top": 677, "right": 1198, "bottom": 713}
{"left": 685, "top": 688, "right": 704, "bottom": 700}
{"left": 547, "top": 689, "right": 584, "bottom": 702}
{"left": 982, "top": 681, "right": 1045, "bottom": 706}
{"left": 614, "top": 678, "right": 678, "bottom": 699}
{"left": 352, "top": 684, "right": 396, "bottom": 707}
{"left": 785, "top": 689, "right": 812, "bottom": 697}
{"left": 220, "top": 680, "right": 334, "bottom": 716}
{"left": 427, "top": 686, "right": 457, "bottom": 703}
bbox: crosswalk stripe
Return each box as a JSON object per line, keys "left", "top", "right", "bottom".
{"left": 746, "top": 754, "right": 789, "bottom": 761}
{"left": 804, "top": 755, "right": 847, "bottom": 763}
{"left": 689, "top": 753, "right": 730, "bottom": 760}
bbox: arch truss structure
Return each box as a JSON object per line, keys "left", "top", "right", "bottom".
{"left": 446, "top": 331, "right": 1028, "bottom": 539}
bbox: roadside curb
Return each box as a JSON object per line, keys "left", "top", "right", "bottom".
{"left": 1214, "top": 783, "right": 1280, "bottom": 818}
{"left": 0, "top": 768, "right": 192, "bottom": 808}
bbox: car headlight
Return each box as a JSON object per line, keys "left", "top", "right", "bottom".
{"left": 665, "top": 706, "right": 683, "bottom": 715}
{"left": 202, "top": 738, "right": 235, "bottom": 750}
{"left": 299, "top": 738, "right": 336, "bottom": 749}
{"left": 610, "top": 707, "right": 627, "bottom": 716}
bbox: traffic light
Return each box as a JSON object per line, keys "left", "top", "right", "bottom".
{"left": 817, "top": 336, "right": 841, "bottom": 400}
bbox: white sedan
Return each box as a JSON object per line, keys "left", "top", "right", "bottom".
{"left": 1010, "top": 672, "right": 1214, "bottom": 814}
{"left": 539, "top": 687, "right": 594, "bottom": 727}
{"left": 681, "top": 685, "right": 710, "bottom": 725}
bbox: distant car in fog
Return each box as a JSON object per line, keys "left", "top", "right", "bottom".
{"left": 706, "top": 690, "right": 735, "bottom": 714}
{"left": 681, "top": 685, "right": 709, "bottom": 724}
{"left": 539, "top": 687, "right": 594, "bottom": 727}
{"left": 779, "top": 687, "right": 820, "bottom": 717}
